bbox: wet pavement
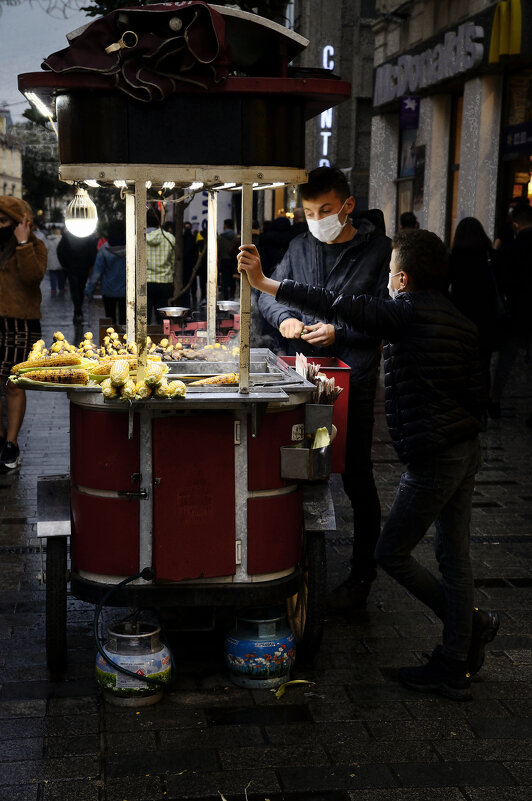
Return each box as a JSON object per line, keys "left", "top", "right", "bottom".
{"left": 1, "top": 279, "right": 531, "bottom": 801}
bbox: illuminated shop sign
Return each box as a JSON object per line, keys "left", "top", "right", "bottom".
{"left": 319, "top": 45, "right": 334, "bottom": 167}
{"left": 373, "top": 22, "right": 484, "bottom": 107}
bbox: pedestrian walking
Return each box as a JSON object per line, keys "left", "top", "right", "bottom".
{"left": 257, "top": 166, "right": 391, "bottom": 611}
{"left": 238, "top": 228, "right": 500, "bottom": 701}
{"left": 217, "top": 218, "right": 239, "bottom": 300}
{"left": 449, "top": 217, "right": 507, "bottom": 404}
{"left": 44, "top": 226, "right": 67, "bottom": 295}
{"left": 0, "top": 196, "right": 47, "bottom": 472}
{"left": 491, "top": 202, "right": 532, "bottom": 423}
{"left": 57, "top": 228, "right": 97, "bottom": 324}
{"left": 146, "top": 208, "right": 175, "bottom": 324}
{"left": 85, "top": 220, "right": 127, "bottom": 325}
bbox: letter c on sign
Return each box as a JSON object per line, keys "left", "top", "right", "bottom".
{"left": 323, "top": 45, "right": 335, "bottom": 71}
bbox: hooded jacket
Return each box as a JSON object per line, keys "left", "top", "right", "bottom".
{"left": 276, "top": 280, "right": 486, "bottom": 463}
{"left": 85, "top": 243, "right": 126, "bottom": 300}
{"left": 0, "top": 196, "right": 47, "bottom": 320}
{"left": 257, "top": 218, "right": 391, "bottom": 383}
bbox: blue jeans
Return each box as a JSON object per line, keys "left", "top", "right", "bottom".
{"left": 375, "top": 436, "right": 481, "bottom": 661}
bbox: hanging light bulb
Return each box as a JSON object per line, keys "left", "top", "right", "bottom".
{"left": 65, "top": 187, "right": 98, "bottom": 237}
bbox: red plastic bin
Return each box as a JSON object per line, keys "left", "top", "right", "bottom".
{"left": 280, "top": 356, "right": 350, "bottom": 473}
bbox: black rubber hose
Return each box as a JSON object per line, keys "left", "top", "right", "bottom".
{"left": 93, "top": 568, "right": 171, "bottom": 688}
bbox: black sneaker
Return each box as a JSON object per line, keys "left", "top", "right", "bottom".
{"left": 398, "top": 647, "right": 472, "bottom": 701}
{"left": 327, "top": 576, "right": 372, "bottom": 612}
{"left": 0, "top": 441, "right": 21, "bottom": 472}
{"left": 468, "top": 608, "right": 500, "bottom": 675}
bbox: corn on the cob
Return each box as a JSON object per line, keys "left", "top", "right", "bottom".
{"left": 189, "top": 372, "right": 239, "bottom": 386}
{"left": 120, "top": 378, "right": 136, "bottom": 399}
{"left": 167, "top": 380, "right": 187, "bottom": 398}
{"left": 101, "top": 378, "right": 120, "bottom": 398}
{"left": 110, "top": 359, "right": 129, "bottom": 387}
{"left": 144, "top": 361, "right": 166, "bottom": 387}
{"left": 134, "top": 381, "right": 152, "bottom": 399}
{"left": 22, "top": 368, "right": 89, "bottom": 384}
{"left": 12, "top": 353, "right": 83, "bottom": 373}
{"left": 153, "top": 379, "right": 170, "bottom": 397}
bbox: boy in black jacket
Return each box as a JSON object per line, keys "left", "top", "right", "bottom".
{"left": 238, "top": 229, "right": 499, "bottom": 701}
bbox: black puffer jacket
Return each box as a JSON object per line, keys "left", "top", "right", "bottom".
{"left": 277, "top": 280, "right": 487, "bottom": 463}
{"left": 258, "top": 219, "right": 391, "bottom": 383}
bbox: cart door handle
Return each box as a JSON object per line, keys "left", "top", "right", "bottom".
{"left": 117, "top": 489, "right": 148, "bottom": 499}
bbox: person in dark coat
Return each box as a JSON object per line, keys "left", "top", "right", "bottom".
{"left": 85, "top": 220, "right": 127, "bottom": 325}
{"left": 238, "top": 228, "right": 499, "bottom": 701}
{"left": 449, "top": 217, "right": 506, "bottom": 404}
{"left": 258, "top": 167, "right": 391, "bottom": 611}
{"left": 57, "top": 229, "right": 97, "bottom": 324}
{"left": 492, "top": 202, "right": 532, "bottom": 423}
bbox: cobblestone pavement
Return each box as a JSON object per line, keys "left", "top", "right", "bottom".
{"left": 1, "top": 282, "right": 531, "bottom": 801}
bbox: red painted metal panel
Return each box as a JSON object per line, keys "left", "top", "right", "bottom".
{"left": 248, "top": 406, "right": 305, "bottom": 491}
{"left": 152, "top": 414, "right": 236, "bottom": 580}
{"left": 70, "top": 404, "right": 140, "bottom": 490}
{"left": 280, "top": 357, "right": 350, "bottom": 473}
{"left": 70, "top": 488, "right": 139, "bottom": 576}
{"left": 247, "top": 492, "right": 302, "bottom": 575}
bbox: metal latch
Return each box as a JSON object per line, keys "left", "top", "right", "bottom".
{"left": 235, "top": 540, "right": 242, "bottom": 564}
{"left": 117, "top": 489, "right": 148, "bottom": 499}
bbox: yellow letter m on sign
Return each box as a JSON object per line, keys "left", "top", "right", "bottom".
{"left": 489, "top": 0, "right": 522, "bottom": 63}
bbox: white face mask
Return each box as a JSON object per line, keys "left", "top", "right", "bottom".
{"left": 387, "top": 271, "right": 402, "bottom": 299}
{"left": 307, "top": 200, "right": 348, "bottom": 243}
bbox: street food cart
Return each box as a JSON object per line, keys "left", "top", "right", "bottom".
{"left": 19, "top": 2, "right": 351, "bottom": 675}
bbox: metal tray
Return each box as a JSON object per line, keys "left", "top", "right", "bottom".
{"left": 157, "top": 307, "right": 190, "bottom": 319}
{"left": 217, "top": 300, "right": 240, "bottom": 313}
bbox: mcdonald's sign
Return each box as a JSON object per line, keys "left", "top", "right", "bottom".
{"left": 489, "top": 0, "right": 522, "bottom": 63}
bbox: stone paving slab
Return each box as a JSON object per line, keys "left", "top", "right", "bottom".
{"left": 0, "top": 286, "right": 531, "bottom": 800}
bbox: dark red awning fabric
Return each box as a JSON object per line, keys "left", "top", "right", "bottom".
{"left": 41, "top": 2, "right": 231, "bottom": 102}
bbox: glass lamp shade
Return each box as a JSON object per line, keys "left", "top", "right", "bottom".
{"left": 65, "top": 188, "right": 98, "bottom": 237}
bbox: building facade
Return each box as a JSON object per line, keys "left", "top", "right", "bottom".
{"left": 0, "top": 109, "right": 22, "bottom": 198}
{"left": 293, "top": 0, "right": 379, "bottom": 211}
{"left": 369, "top": 0, "right": 532, "bottom": 242}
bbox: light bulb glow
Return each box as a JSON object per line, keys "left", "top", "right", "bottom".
{"left": 65, "top": 188, "right": 98, "bottom": 238}
{"left": 25, "top": 91, "right": 53, "bottom": 118}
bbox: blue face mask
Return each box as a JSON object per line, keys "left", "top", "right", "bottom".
{"left": 387, "top": 270, "right": 402, "bottom": 299}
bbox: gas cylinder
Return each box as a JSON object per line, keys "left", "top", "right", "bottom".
{"left": 224, "top": 608, "right": 296, "bottom": 688}
{"left": 95, "top": 620, "right": 172, "bottom": 706}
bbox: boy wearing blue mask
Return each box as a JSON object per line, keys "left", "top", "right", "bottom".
{"left": 258, "top": 167, "right": 391, "bottom": 612}
{"left": 239, "top": 229, "right": 499, "bottom": 701}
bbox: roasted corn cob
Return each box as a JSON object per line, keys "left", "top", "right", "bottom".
{"left": 153, "top": 379, "right": 170, "bottom": 397}
{"left": 109, "top": 359, "right": 130, "bottom": 387}
{"left": 134, "top": 381, "right": 152, "bottom": 399}
{"left": 101, "top": 378, "right": 120, "bottom": 398}
{"left": 120, "top": 378, "right": 136, "bottom": 399}
{"left": 21, "top": 368, "right": 89, "bottom": 384}
{"left": 12, "top": 353, "right": 83, "bottom": 373}
{"left": 167, "top": 380, "right": 187, "bottom": 398}
{"left": 144, "top": 361, "right": 166, "bottom": 387}
{"left": 189, "top": 372, "right": 239, "bottom": 386}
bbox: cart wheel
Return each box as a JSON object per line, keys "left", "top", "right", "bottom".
{"left": 286, "top": 531, "right": 326, "bottom": 662}
{"left": 45, "top": 537, "right": 68, "bottom": 675}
